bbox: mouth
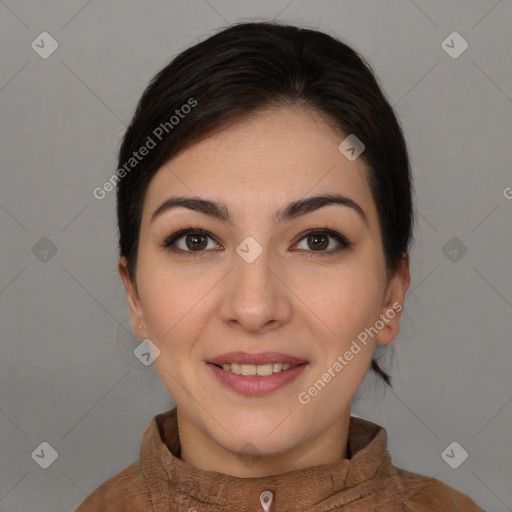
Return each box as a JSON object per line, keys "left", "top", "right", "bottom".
{"left": 210, "top": 362, "right": 300, "bottom": 376}
{"left": 206, "top": 351, "right": 308, "bottom": 396}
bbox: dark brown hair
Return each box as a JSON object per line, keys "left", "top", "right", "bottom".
{"left": 116, "top": 21, "right": 414, "bottom": 386}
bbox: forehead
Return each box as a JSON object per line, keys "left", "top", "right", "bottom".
{"left": 142, "top": 107, "right": 378, "bottom": 229}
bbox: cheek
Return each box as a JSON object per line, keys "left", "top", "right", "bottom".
{"left": 143, "top": 285, "right": 208, "bottom": 347}
{"left": 137, "top": 257, "right": 218, "bottom": 363}
{"left": 139, "top": 272, "right": 210, "bottom": 397}
{"left": 138, "top": 238, "right": 386, "bottom": 347}
{"left": 295, "top": 261, "right": 385, "bottom": 343}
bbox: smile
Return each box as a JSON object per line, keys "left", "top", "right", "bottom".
{"left": 215, "top": 362, "right": 297, "bottom": 376}
{"left": 207, "top": 361, "right": 308, "bottom": 396}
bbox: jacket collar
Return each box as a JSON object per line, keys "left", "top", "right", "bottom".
{"left": 139, "top": 407, "right": 393, "bottom": 511}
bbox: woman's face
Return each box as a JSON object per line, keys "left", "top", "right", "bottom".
{"left": 120, "top": 106, "right": 409, "bottom": 463}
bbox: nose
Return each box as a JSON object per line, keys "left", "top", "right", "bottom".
{"left": 219, "top": 243, "right": 292, "bottom": 334}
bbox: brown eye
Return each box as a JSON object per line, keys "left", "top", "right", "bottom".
{"left": 295, "top": 229, "right": 350, "bottom": 255}
{"left": 184, "top": 233, "right": 208, "bottom": 251}
{"left": 307, "top": 233, "right": 329, "bottom": 251}
{"left": 162, "top": 227, "right": 350, "bottom": 258}
{"left": 163, "top": 228, "right": 220, "bottom": 256}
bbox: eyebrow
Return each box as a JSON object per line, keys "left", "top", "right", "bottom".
{"left": 150, "top": 193, "right": 368, "bottom": 226}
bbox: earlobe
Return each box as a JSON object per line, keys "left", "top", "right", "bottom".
{"left": 118, "top": 256, "right": 146, "bottom": 337}
{"left": 375, "top": 254, "right": 410, "bottom": 346}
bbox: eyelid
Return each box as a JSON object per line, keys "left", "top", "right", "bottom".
{"left": 292, "top": 228, "right": 350, "bottom": 253}
{"left": 162, "top": 227, "right": 221, "bottom": 256}
{"left": 162, "top": 226, "right": 350, "bottom": 256}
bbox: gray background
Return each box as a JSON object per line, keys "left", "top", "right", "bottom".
{"left": 1, "top": 1, "right": 511, "bottom": 511}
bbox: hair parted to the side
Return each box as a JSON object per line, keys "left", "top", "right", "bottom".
{"left": 116, "top": 21, "right": 415, "bottom": 387}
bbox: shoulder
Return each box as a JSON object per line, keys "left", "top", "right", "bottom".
{"left": 391, "top": 466, "right": 486, "bottom": 512}
{"left": 74, "top": 461, "right": 151, "bottom": 512}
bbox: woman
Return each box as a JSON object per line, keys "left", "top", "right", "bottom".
{"left": 76, "top": 21, "right": 484, "bottom": 511}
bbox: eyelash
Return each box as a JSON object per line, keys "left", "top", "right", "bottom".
{"left": 161, "top": 226, "right": 351, "bottom": 258}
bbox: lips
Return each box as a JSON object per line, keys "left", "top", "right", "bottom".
{"left": 206, "top": 351, "right": 308, "bottom": 396}
{"left": 207, "top": 361, "right": 308, "bottom": 396}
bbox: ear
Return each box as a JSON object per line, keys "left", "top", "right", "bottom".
{"left": 374, "top": 253, "right": 410, "bottom": 346}
{"left": 118, "top": 256, "right": 146, "bottom": 340}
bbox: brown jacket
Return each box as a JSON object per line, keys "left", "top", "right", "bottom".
{"left": 75, "top": 407, "right": 485, "bottom": 511}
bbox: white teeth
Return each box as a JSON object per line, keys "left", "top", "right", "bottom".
{"left": 240, "top": 364, "right": 256, "bottom": 376}
{"left": 219, "top": 362, "right": 298, "bottom": 375}
{"left": 256, "top": 364, "right": 273, "bottom": 376}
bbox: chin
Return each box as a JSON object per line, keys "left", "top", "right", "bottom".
{"left": 218, "top": 415, "right": 305, "bottom": 454}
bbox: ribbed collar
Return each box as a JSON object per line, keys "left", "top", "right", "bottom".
{"left": 138, "top": 407, "right": 393, "bottom": 511}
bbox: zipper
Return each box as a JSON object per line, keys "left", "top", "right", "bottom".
{"left": 259, "top": 490, "right": 274, "bottom": 511}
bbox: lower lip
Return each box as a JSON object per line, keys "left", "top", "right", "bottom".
{"left": 207, "top": 363, "right": 308, "bottom": 396}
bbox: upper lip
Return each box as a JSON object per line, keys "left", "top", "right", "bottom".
{"left": 206, "top": 351, "right": 308, "bottom": 366}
